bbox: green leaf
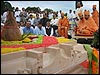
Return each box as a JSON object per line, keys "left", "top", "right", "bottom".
{"left": 88, "top": 66, "right": 92, "bottom": 74}
{"left": 92, "top": 53, "right": 98, "bottom": 63}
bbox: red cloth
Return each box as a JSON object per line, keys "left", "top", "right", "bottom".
{"left": 1, "top": 36, "right": 58, "bottom": 49}
{"left": 80, "top": 60, "right": 89, "bottom": 68}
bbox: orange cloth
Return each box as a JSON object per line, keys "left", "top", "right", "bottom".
{"left": 92, "top": 10, "right": 99, "bottom": 27}
{"left": 84, "top": 17, "right": 98, "bottom": 34}
{"left": 76, "top": 12, "right": 86, "bottom": 35}
{"left": 92, "top": 48, "right": 99, "bottom": 74}
{"left": 58, "top": 16, "right": 69, "bottom": 38}
{"left": 81, "top": 17, "right": 98, "bottom": 35}
{"left": 76, "top": 18, "right": 86, "bottom": 35}
{"left": 76, "top": 10, "right": 98, "bottom": 35}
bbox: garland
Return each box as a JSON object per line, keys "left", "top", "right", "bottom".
{"left": 84, "top": 44, "right": 99, "bottom": 74}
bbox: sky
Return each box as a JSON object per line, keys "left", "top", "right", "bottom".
{"left": 6, "top": 1, "right": 99, "bottom": 13}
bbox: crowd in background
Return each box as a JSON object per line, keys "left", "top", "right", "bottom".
{"left": 1, "top": 1, "right": 99, "bottom": 38}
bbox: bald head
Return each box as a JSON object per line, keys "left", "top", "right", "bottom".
{"left": 93, "top": 5, "right": 96, "bottom": 11}
{"left": 84, "top": 10, "right": 90, "bottom": 20}
{"left": 78, "top": 12, "right": 83, "bottom": 20}
{"left": 61, "top": 12, "right": 64, "bottom": 18}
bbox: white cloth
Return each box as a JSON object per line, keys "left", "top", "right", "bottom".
{"left": 72, "top": 13, "right": 76, "bottom": 19}
{"left": 48, "top": 13, "right": 53, "bottom": 19}
{"left": 28, "top": 18, "right": 34, "bottom": 25}
{"left": 58, "top": 12, "right": 61, "bottom": 19}
{"left": 67, "top": 12, "right": 73, "bottom": 20}
{"left": 50, "top": 18, "right": 58, "bottom": 26}
{"left": 39, "top": 13, "right": 43, "bottom": 19}
{"left": 2, "top": 12, "right": 8, "bottom": 23}
{"left": 1, "top": 23, "right": 4, "bottom": 26}
{"left": 19, "top": 26, "right": 25, "bottom": 34}
{"left": 15, "top": 11, "right": 21, "bottom": 22}
{"left": 75, "top": 7, "right": 83, "bottom": 20}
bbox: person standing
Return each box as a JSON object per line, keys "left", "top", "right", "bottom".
{"left": 91, "top": 5, "right": 99, "bottom": 27}
{"left": 40, "top": 13, "right": 49, "bottom": 27}
{"left": 48, "top": 12, "right": 53, "bottom": 20}
{"left": 67, "top": 10, "right": 73, "bottom": 30}
{"left": 50, "top": 14, "right": 58, "bottom": 36}
{"left": 75, "top": 2, "right": 83, "bottom": 22}
{"left": 33, "top": 14, "right": 40, "bottom": 27}
{"left": 28, "top": 14, "right": 35, "bottom": 28}
{"left": 2, "top": 9, "right": 9, "bottom": 23}
{"left": 14, "top": 7, "right": 21, "bottom": 23}
{"left": 57, "top": 10, "right": 62, "bottom": 19}
{"left": 72, "top": 10, "right": 77, "bottom": 29}
{"left": 75, "top": 1, "right": 83, "bottom": 9}
{"left": 20, "top": 8, "right": 28, "bottom": 24}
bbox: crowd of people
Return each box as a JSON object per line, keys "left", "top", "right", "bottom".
{"left": 1, "top": 2, "right": 99, "bottom": 38}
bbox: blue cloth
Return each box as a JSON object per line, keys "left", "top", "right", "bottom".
{"left": 33, "top": 18, "right": 40, "bottom": 26}
{"left": 23, "top": 26, "right": 34, "bottom": 34}
{"left": 34, "top": 26, "right": 45, "bottom": 35}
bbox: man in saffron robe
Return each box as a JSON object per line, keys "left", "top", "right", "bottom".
{"left": 91, "top": 5, "right": 99, "bottom": 27}
{"left": 58, "top": 12, "right": 69, "bottom": 38}
{"left": 75, "top": 12, "right": 86, "bottom": 35}
{"left": 81, "top": 10, "right": 98, "bottom": 35}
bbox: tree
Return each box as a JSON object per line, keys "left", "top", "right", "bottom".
{"left": 25, "top": 7, "right": 31, "bottom": 11}
{"left": 43, "top": 8, "right": 53, "bottom": 13}
{"left": 25, "top": 7, "right": 41, "bottom": 13}
{"left": 91, "top": 29, "right": 99, "bottom": 50}
{"left": 1, "top": 1, "right": 13, "bottom": 15}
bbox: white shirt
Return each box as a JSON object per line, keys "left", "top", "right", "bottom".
{"left": 15, "top": 11, "right": 21, "bottom": 22}
{"left": 48, "top": 13, "right": 53, "bottom": 19}
{"left": 58, "top": 12, "right": 61, "bottom": 19}
{"left": 50, "top": 18, "right": 58, "bottom": 26}
{"left": 72, "top": 13, "right": 76, "bottom": 19}
{"left": 67, "top": 12, "right": 73, "bottom": 20}
{"left": 28, "top": 18, "right": 34, "bottom": 25}
{"left": 19, "top": 26, "right": 25, "bottom": 34}
{"left": 2, "top": 11, "right": 8, "bottom": 23}
{"left": 75, "top": 7, "right": 83, "bottom": 20}
{"left": 39, "top": 13, "right": 43, "bottom": 19}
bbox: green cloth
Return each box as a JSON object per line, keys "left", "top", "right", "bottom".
{"left": 83, "top": 44, "right": 93, "bottom": 74}
{"left": 29, "top": 35, "right": 43, "bottom": 44}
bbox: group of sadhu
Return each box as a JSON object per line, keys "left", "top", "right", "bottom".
{"left": 58, "top": 4, "right": 99, "bottom": 38}
{"left": 76, "top": 5, "right": 99, "bottom": 35}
